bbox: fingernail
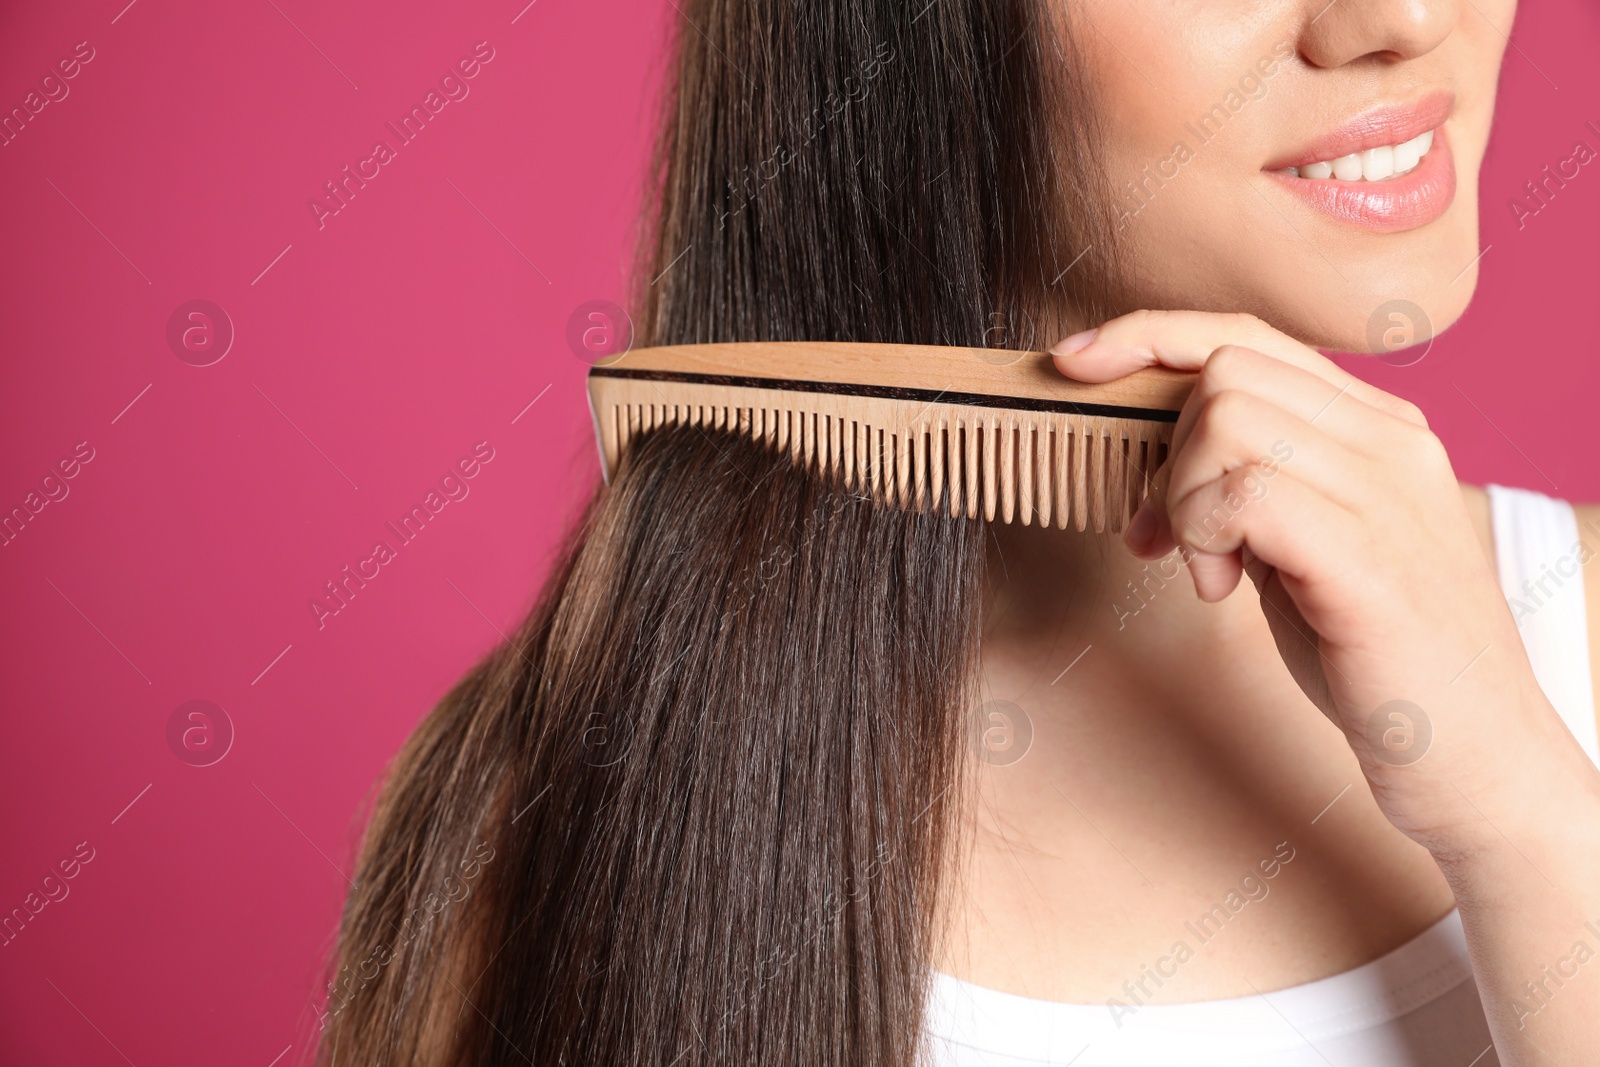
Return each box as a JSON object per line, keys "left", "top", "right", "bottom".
{"left": 1125, "top": 500, "right": 1157, "bottom": 553}
{"left": 1049, "top": 328, "right": 1098, "bottom": 357}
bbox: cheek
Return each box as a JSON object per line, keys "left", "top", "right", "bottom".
{"left": 1076, "top": 5, "right": 1297, "bottom": 290}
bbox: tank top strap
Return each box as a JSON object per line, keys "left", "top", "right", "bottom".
{"left": 1486, "top": 483, "right": 1600, "bottom": 767}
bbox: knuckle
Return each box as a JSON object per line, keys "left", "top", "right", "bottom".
{"left": 1399, "top": 422, "right": 1449, "bottom": 468}
{"left": 1203, "top": 343, "right": 1251, "bottom": 380}
{"left": 1203, "top": 388, "right": 1254, "bottom": 428}
{"left": 1222, "top": 462, "right": 1267, "bottom": 500}
{"left": 1392, "top": 397, "right": 1429, "bottom": 429}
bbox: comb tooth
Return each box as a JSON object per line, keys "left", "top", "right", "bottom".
{"left": 867, "top": 425, "right": 878, "bottom": 503}
{"left": 1043, "top": 422, "right": 1056, "bottom": 527}
{"left": 864, "top": 421, "right": 874, "bottom": 497}
{"left": 825, "top": 414, "right": 836, "bottom": 482}
{"left": 1089, "top": 422, "right": 1108, "bottom": 533}
{"left": 1053, "top": 423, "right": 1069, "bottom": 529}
{"left": 1018, "top": 420, "right": 1033, "bottom": 527}
{"left": 930, "top": 422, "right": 946, "bottom": 516}
{"left": 812, "top": 412, "right": 823, "bottom": 477}
{"left": 889, "top": 428, "right": 902, "bottom": 508}
{"left": 1034, "top": 422, "right": 1051, "bottom": 529}
{"left": 818, "top": 411, "right": 829, "bottom": 477}
{"left": 1133, "top": 435, "right": 1151, "bottom": 515}
{"left": 879, "top": 427, "right": 890, "bottom": 506}
{"left": 878, "top": 428, "right": 889, "bottom": 506}
{"left": 900, "top": 430, "right": 913, "bottom": 510}
{"left": 884, "top": 429, "right": 895, "bottom": 507}
{"left": 1109, "top": 431, "right": 1129, "bottom": 533}
{"left": 835, "top": 416, "right": 847, "bottom": 488}
{"left": 1000, "top": 417, "right": 1016, "bottom": 524}
{"left": 865, "top": 424, "right": 876, "bottom": 501}
{"left": 912, "top": 427, "right": 928, "bottom": 513}
{"left": 866, "top": 422, "right": 874, "bottom": 497}
{"left": 845, "top": 419, "right": 857, "bottom": 492}
{"left": 817, "top": 413, "right": 828, "bottom": 481}
{"left": 942, "top": 423, "right": 958, "bottom": 518}
{"left": 972, "top": 422, "right": 985, "bottom": 527}
{"left": 962, "top": 420, "right": 979, "bottom": 520}
{"left": 873, "top": 425, "right": 885, "bottom": 503}
{"left": 1072, "top": 424, "right": 1088, "bottom": 532}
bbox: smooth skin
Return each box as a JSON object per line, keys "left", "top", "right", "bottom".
{"left": 937, "top": 0, "right": 1600, "bottom": 1064}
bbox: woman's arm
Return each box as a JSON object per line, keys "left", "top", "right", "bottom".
{"left": 1050, "top": 310, "right": 1600, "bottom": 1064}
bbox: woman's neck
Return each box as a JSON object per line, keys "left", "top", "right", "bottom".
{"left": 941, "top": 518, "right": 1458, "bottom": 1003}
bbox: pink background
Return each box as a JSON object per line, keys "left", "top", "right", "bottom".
{"left": 0, "top": 1, "right": 1595, "bottom": 1064}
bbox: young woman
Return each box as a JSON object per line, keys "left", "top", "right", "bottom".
{"left": 317, "top": 1, "right": 1600, "bottom": 1064}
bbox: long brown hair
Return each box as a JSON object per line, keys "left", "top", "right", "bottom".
{"left": 317, "top": 1, "right": 1117, "bottom": 1063}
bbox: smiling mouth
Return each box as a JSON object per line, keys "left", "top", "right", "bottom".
{"left": 1275, "top": 128, "right": 1437, "bottom": 182}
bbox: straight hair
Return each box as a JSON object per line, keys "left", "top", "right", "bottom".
{"left": 317, "top": 1, "right": 1117, "bottom": 1063}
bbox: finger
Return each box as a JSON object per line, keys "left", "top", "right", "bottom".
{"left": 1168, "top": 345, "right": 1424, "bottom": 461}
{"left": 1162, "top": 388, "right": 1368, "bottom": 515}
{"left": 1167, "top": 466, "right": 1363, "bottom": 593}
{"left": 1185, "top": 547, "right": 1245, "bottom": 603}
{"left": 1050, "top": 310, "right": 1426, "bottom": 428}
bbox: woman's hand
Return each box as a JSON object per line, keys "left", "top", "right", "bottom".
{"left": 1049, "top": 309, "right": 1600, "bottom": 1064}
{"left": 1049, "top": 309, "right": 1596, "bottom": 851}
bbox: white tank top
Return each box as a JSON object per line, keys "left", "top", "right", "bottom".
{"left": 925, "top": 485, "right": 1600, "bottom": 1067}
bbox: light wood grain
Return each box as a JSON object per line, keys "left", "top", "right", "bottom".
{"left": 586, "top": 342, "right": 1193, "bottom": 531}
{"left": 595, "top": 340, "right": 1195, "bottom": 409}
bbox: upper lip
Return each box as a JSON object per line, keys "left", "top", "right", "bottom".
{"left": 1265, "top": 90, "right": 1455, "bottom": 170}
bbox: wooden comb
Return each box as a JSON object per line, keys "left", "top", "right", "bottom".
{"left": 585, "top": 341, "right": 1196, "bottom": 532}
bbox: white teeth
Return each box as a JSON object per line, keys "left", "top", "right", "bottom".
{"left": 1361, "top": 145, "right": 1394, "bottom": 181}
{"left": 1291, "top": 128, "right": 1436, "bottom": 181}
{"left": 1392, "top": 137, "right": 1422, "bottom": 174}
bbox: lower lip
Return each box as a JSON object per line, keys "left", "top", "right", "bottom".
{"left": 1265, "top": 126, "right": 1456, "bottom": 234}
